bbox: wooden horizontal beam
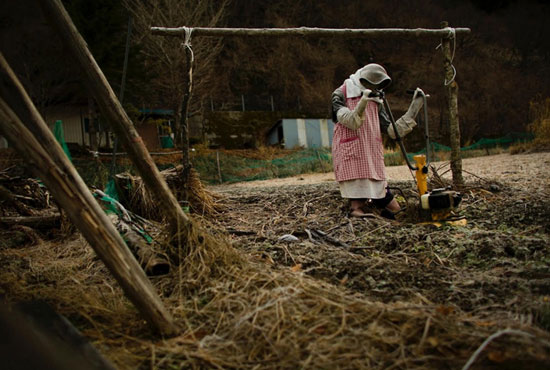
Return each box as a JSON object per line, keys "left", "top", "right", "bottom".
{"left": 151, "top": 26, "right": 471, "bottom": 38}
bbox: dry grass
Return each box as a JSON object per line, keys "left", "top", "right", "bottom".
{"left": 2, "top": 215, "right": 549, "bottom": 369}
{"left": 2, "top": 152, "right": 550, "bottom": 369}
{"left": 115, "top": 166, "right": 224, "bottom": 221}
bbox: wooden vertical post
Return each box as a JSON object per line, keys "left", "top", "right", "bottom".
{"left": 0, "top": 54, "right": 178, "bottom": 336}
{"left": 441, "top": 21, "right": 464, "bottom": 187}
{"left": 38, "top": 0, "right": 191, "bottom": 236}
{"left": 180, "top": 41, "right": 193, "bottom": 191}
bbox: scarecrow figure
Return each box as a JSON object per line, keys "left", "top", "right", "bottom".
{"left": 331, "top": 63, "right": 424, "bottom": 218}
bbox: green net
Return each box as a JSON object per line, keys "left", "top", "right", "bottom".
{"left": 72, "top": 133, "right": 534, "bottom": 187}
{"left": 92, "top": 190, "right": 153, "bottom": 244}
{"left": 192, "top": 148, "right": 333, "bottom": 184}
{"left": 400, "top": 133, "right": 534, "bottom": 163}
{"left": 53, "top": 120, "right": 72, "bottom": 161}
{"left": 104, "top": 178, "right": 119, "bottom": 200}
{"left": 461, "top": 132, "right": 533, "bottom": 151}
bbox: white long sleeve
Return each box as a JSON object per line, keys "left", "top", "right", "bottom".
{"left": 336, "top": 96, "right": 369, "bottom": 130}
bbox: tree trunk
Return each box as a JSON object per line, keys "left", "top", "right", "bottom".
{"left": 38, "top": 0, "right": 191, "bottom": 237}
{"left": 173, "top": 100, "right": 183, "bottom": 149}
{"left": 441, "top": 21, "right": 464, "bottom": 188}
{"left": 0, "top": 53, "right": 178, "bottom": 336}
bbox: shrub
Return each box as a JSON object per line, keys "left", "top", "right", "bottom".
{"left": 528, "top": 97, "right": 550, "bottom": 149}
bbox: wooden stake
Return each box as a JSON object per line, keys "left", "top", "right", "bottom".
{"left": 0, "top": 53, "right": 178, "bottom": 337}
{"left": 441, "top": 21, "right": 464, "bottom": 187}
{"left": 216, "top": 150, "right": 222, "bottom": 184}
{"left": 180, "top": 41, "right": 194, "bottom": 194}
{"left": 38, "top": 0, "right": 190, "bottom": 235}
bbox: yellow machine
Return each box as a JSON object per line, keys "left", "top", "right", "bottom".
{"left": 413, "top": 155, "right": 462, "bottom": 221}
{"left": 380, "top": 89, "right": 462, "bottom": 221}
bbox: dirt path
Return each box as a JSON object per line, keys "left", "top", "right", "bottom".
{"left": 211, "top": 152, "right": 550, "bottom": 190}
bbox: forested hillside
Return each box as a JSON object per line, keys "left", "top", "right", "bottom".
{"left": 1, "top": 0, "right": 549, "bottom": 146}
{"left": 221, "top": 0, "right": 550, "bottom": 143}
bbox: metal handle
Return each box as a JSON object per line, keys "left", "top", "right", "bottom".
{"left": 381, "top": 89, "right": 431, "bottom": 171}
{"left": 381, "top": 94, "right": 418, "bottom": 171}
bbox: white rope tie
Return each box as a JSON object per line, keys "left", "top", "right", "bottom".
{"left": 436, "top": 27, "right": 457, "bottom": 86}
{"left": 181, "top": 26, "right": 194, "bottom": 63}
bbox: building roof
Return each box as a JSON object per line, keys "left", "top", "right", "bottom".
{"left": 139, "top": 109, "right": 174, "bottom": 116}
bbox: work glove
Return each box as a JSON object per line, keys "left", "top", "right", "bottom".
{"left": 362, "top": 89, "right": 384, "bottom": 104}
{"left": 388, "top": 87, "right": 424, "bottom": 139}
{"left": 336, "top": 89, "right": 380, "bottom": 130}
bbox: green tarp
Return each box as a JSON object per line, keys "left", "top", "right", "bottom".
{"left": 53, "top": 120, "right": 72, "bottom": 161}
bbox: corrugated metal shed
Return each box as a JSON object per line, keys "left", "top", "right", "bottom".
{"left": 267, "top": 118, "right": 334, "bottom": 149}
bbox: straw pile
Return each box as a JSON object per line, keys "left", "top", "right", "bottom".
{"left": 114, "top": 166, "right": 223, "bottom": 221}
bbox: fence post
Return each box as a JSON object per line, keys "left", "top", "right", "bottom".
{"left": 216, "top": 150, "right": 222, "bottom": 184}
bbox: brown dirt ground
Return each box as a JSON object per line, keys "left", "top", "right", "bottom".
{"left": 1, "top": 151, "right": 550, "bottom": 369}
{"left": 211, "top": 151, "right": 550, "bottom": 329}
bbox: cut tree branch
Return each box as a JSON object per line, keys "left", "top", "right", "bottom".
{"left": 151, "top": 26, "right": 471, "bottom": 38}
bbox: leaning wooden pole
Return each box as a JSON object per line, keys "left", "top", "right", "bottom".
{"left": 0, "top": 54, "right": 178, "bottom": 336}
{"left": 38, "top": 0, "right": 190, "bottom": 235}
{"left": 440, "top": 21, "right": 464, "bottom": 187}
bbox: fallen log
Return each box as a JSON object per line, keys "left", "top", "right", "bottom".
{"left": 115, "top": 216, "right": 171, "bottom": 277}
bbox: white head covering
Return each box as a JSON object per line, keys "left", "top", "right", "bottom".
{"left": 344, "top": 63, "right": 391, "bottom": 98}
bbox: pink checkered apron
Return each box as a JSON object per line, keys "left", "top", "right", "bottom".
{"left": 332, "top": 86, "right": 386, "bottom": 182}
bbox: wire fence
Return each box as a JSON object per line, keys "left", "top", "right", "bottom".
{"left": 204, "top": 94, "right": 307, "bottom": 112}
{"left": 69, "top": 133, "right": 534, "bottom": 188}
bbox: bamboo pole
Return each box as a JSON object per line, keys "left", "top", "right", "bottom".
{"left": 38, "top": 0, "right": 190, "bottom": 235}
{"left": 440, "top": 21, "right": 464, "bottom": 187}
{"left": 0, "top": 53, "right": 178, "bottom": 337}
{"left": 151, "top": 26, "right": 471, "bottom": 38}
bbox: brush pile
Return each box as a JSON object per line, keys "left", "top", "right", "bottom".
{"left": 0, "top": 162, "right": 61, "bottom": 247}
